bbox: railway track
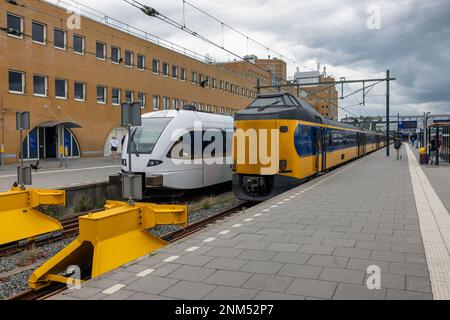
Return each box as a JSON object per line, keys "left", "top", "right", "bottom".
{"left": 7, "top": 201, "right": 252, "bottom": 300}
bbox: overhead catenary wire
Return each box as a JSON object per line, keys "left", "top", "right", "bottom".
{"left": 122, "top": 0, "right": 361, "bottom": 118}
{"left": 7, "top": 0, "right": 367, "bottom": 119}
{"left": 181, "top": 0, "right": 315, "bottom": 72}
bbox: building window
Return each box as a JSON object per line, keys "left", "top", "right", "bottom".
{"left": 32, "top": 21, "right": 46, "bottom": 44}
{"left": 97, "top": 86, "right": 107, "bottom": 104}
{"left": 125, "top": 50, "right": 133, "bottom": 67}
{"left": 163, "top": 97, "right": 170, "bottom": 110}
{"left": 191, "top": 72, "right": 197, "bottom": 84}
{"left": 181, "top": 68, "right": 186, "bottom": 81}
{"left": 172, "top": 98, "right": 179, "bottom": 110}
{"left": 220, "top": 80, "right": 224, "bottom": 91}
{"left": 96, "top": 42, "right": 106, "bottom": 60}
{"left": 205, "top": 76, "right": 210, "bottom": 88}
{"left": 6, "top": 13, "right": 23, "bottom": 38}
{"left": 236, "top": 85, "right": 239, "bottom": 94}
{"left": 152, "top": 59, "right": 159, "bottom": 74}
{"left": 8, "top": 70, "right": 25, "bottom": 94}
{"left": 111, "top": 46, "right": 121, "bottom": 64}
{"left": 74, "top": 82, "right": 85, "bottom": 101}
{"left": 230, "top": 84, "right": 235, "bottom": 94}
{"left": 33, "top": 75, "right": 47, "bottom": 97}
{"left": 54, "top": 29, "right": 66, "bottom": 49}
{"left": 125, "top": 90, "right": 133, "bottom": 103}
{"left": 137, "top": 92, "right": 146, "bottom": 108}
{"left": 73, "top": 34, "right": 85, "bottom": 54}
{"left": 219, "top": 107, "right": 224, "bottom": 114}
{"left": 153, "top": 95, "right": 160, "bottom": 110}
{"left": 212, "top": 78, "right": 217, "bottom": 89}
{"left": 55, "top": 79, "right": 68, "bottom": 99}
{"left": 162, "top": 63, "right": 169, "bottom": 77}
{"left": 112, "top": 88, "right": 121, "bottom": 105}
{"left": 137, "top": 54, "right": 145, "bottom": 70}
{"left": 172, "top": 66, "right": 178, "bottom": 79}
{"left": 225, "top": 82, "right": 229, "bottom": 92}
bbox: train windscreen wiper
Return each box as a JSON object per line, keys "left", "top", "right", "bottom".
{"left": 258, "top": 101, "right": 280, "bottom": 112}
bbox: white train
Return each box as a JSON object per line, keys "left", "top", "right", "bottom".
{"left": 121, "top": 107, "right": 234, "bottom": 193}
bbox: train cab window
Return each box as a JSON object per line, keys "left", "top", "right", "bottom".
{"left": 286, "top": 95, "right": 301, "bottom": 106}
{"left": 294, "top": 125, "right": 315, "bottom": 157}
{"left": 128, "top": 118, "right": 172, "bottom": 155}
{"left": 249, "top": 96, "right": 284, "bottom": 108}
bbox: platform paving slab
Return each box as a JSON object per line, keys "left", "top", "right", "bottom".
{"left": 52, "top": 146, "right": 450, "bottom": 300}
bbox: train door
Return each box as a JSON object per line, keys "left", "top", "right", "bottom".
{"left": 313, "top": 127, "right": 326, "bottom": 175}
{"left": 359, "top": 133, "right": 366, "bottom": 156}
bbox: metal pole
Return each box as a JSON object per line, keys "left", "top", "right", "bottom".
{"left": 424, "top": 113, "right": 427, "bottom": 151}
{"left": 20, "top": 129, "right": 24, "bottom": 169}
{"left": 127, "top": 125, "right": 134, "bottom": 205}
{"left": 436, "top": 126, "right": 440, "bottom": 166}
{"left": 256, "top": 78, "right": 261, "bottom": 95}
{"left": 398, "top": 113, "right": 400, "bottom": 141}
{"left": 386, "top": 70, "right": 390, "bottom": 157}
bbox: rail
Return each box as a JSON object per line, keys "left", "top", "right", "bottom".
{"left": 7, "top": 201, "right": 251, "bottom": 300}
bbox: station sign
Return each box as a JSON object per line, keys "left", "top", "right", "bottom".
{"left": 398, "top": 121, "right": 417, "bottom": 130}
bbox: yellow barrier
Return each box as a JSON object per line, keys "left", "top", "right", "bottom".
{"left": 29, "top": 200, "right": 188, "bottom": 290}
{"left": 0, "top": 188, "right": 65, "bottom": 246}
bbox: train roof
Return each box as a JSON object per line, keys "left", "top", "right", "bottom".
{"left": 141, "top": 109, "right": 234, "bottom": 124}
{"left": 235, "top": 93, "right": 383, "bottom": 135}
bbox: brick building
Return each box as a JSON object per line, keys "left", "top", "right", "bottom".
{"left": 0, "top": 0, "right": 284, "bottom": 164}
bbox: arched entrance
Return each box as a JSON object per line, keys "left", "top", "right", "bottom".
{"left": 22, "top": 122, "right": 81, "bottom": 160}
{"left": 104, "top": 127, "right": 127, "bottom": 156}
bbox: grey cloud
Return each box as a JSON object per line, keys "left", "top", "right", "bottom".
{"left": 79, "top": 0, "right": 450, "bottom": 117}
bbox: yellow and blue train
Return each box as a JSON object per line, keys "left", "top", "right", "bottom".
{"left": 233, "top": 93, "right": 386, "bottom": 202}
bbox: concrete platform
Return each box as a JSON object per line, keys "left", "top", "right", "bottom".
{"left": 0, "top": 157, "right": 121, "bottom": 191}
{"left": 51, "top": 145, "right": 450, "bottom": 300}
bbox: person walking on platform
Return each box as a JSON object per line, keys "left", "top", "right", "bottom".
{"left": 429, "top": 138, "right": 441, "bottom": 166}
{"left": 394, "top": 139, "right": 403, "bottom": 160}
{"left": 110, "top": 136, "right": 119, "bottom": 161}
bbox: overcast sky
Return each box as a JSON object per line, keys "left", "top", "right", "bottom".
{"left": 55, "top": 0, "right": 450, "bottom": 119}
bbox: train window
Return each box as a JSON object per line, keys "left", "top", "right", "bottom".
{"left": 128, "top": 118, "right": 172, "bottom": 155}
{"left": 328, "top": 130, "right": 333, "bottom": 147}
{"left": 249, "top": 96, "right": 284, "bottom": 108}
{"left": 294, "top": 125, "right": 315, "bottom": 157}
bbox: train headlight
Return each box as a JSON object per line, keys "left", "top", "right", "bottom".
{"left": 147, "top": 160, "right": 163, "bottom": 167}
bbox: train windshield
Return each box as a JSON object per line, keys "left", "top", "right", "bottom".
{"left": 249, "top": 96, "right": 284, "bottom": 108}
{"left": 128, "top": 118, "right": 173, "bottom": 154}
